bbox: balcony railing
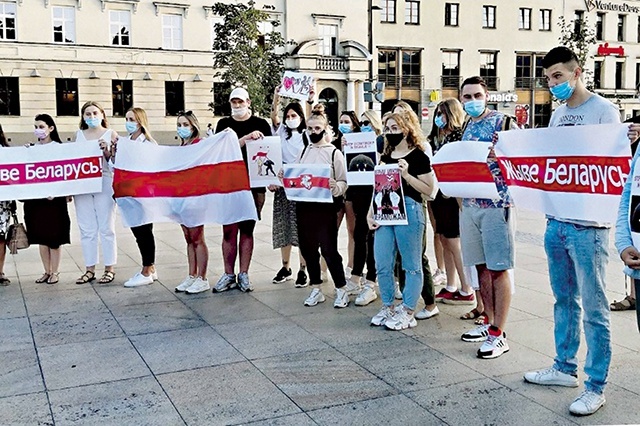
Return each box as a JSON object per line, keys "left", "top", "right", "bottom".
{"left": 441, "top": 75, "right": 462, "bottom": 89}
{"left": 514, "top": 76, "right": 548, "bottom": 90}
{"left": 482, "top": 76, "right": 499, "bottom": 91}
{"left": 377, "top": 75, "right": 423, "bottom": 89}
{"left": 316, "top": 57, "right": 347, "bottom": 71}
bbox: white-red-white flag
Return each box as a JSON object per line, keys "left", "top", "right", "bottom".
{"left": 113, "top": 130, "right": 257, "bottom": 228}
{"left": 282, "top": 164, "right": 332, "bottom": 203}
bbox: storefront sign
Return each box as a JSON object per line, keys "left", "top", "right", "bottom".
{"left": 597, "top": 43, "right": 625, "bottom": 56}
{"left": 585, "top": 0, "right": 640, "bottom": 13}
{"left": 488, "top": 92, "right": 519, "bottom": 103}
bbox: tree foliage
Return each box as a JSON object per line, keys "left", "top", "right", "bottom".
{"left": 558, "top": 15, "right": 597, "bottom": 90}
{"left": 210, "top": 1, "right": 291, "bottom": 117}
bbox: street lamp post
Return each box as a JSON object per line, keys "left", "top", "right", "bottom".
{"left": 368, "top": 0, "right": 382, "bottom": 108}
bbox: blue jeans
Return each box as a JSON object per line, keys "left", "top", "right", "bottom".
{"left": 544, "top": 219, "right": 611, "bottom": 394}
{"left": 374, "top": 197, "right": 425, "bottom": 310}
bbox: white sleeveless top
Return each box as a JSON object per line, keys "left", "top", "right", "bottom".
{"left": 75, "top": 129, "right": 113, "bottom": 177}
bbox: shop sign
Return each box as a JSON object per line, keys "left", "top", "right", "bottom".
{"left": 488, "top": 92, "right": 519, "bottom": 103}
{"left": 585, "top": 0, "right": 640, "bottom": 13}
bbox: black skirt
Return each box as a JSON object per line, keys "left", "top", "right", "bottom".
{"left": 23, "top": 197, "right": 71, "bottom": 249}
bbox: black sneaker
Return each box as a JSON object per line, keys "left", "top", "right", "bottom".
{"left": 295, "top": 270, "right": 308, "bottom": 288}
{"left": 272, "top": 267, "right": 292, "bottom": 284}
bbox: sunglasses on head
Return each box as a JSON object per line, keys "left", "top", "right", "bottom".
{"left": 177, "top": 110, "right": 193, "bottom": 116}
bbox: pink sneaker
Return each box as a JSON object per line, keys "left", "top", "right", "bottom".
{"left": 441, "top": 291, "right": 475, "bottom": 305}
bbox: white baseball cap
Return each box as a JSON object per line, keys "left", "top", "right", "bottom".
{"left": 229, "top": 87, "right": 250, "bottom": 101}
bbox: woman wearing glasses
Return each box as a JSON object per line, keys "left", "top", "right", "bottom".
{"left": 173, "top": 110, "right": 211, "bottom": 294}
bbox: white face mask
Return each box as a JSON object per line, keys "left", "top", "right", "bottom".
{"left": 285, "top": 117, "right": 301, "bottom": 129}
{"left": 231, "top": 106, "right": 249, "bottom": 118}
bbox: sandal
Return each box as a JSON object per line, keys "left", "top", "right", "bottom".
{"left": 460, "top": 308, "right": 484, "bottom": 320}
{"left": 36, "top": 273, "right": 51, "bottom": 284}
{"left": 474, "top": 312, "right": 489, "bottom": 325}
{"left": 98, "top": 271, "right": 116, "bottom": 284}
{"left": 76, "top": 270, "right": 95, "bottom": 285}
{"left": 47, "top": 272, "right": 60, "bottom": 285}
{"left": 0, "top": 274, "right": 10, "bottom": 286}
{"left": 610, "top": 295, "right": 636, "bottom": 311}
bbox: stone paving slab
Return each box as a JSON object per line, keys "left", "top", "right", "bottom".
{"left": 0, "top": 202, "right": 639, "bottom": 424}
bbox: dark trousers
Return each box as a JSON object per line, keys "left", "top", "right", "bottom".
{"left": 296, "top": 202, "right": 346, "bottom": 288}
{"left": 398, "top": 203, "right": 435, "bottom": 306}
{"left": 131, "top": 224, "right": 155, "bottom": 267}
{"left": 350, "top": 188, "right": 376, "bottom": 282}
{"left": 636, "top": 279, "right": 640, "bottom": 333}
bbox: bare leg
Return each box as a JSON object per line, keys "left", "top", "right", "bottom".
{"left": 39, "top": 245, "right": 51, "bottom": 273}
{"left": 189, "top": 226, "right": 208, "bottom": 279}
{"left": 442, "top": 237, "right": 473, "bottom": 294}
{"left": 490, "top": 270, "right": 512, "bottom": 330}
{"left": 477, "top": 264, "right": 494, "bottom": 325}
{"left": 280, "top": 245, "right": 292, "bottom": 268}
{"left": 222, "top": 224, "right": 239, "bottom": 275}
{"left": 50, "top": 247, "right": 62, "bottom": 274}
{"left": 238, "top": 230, "right": 253, "bottom": 273}
{"left": 434, "top": 235, "right": 445, "bottom": 272}
{"left": 181, "top": 225, "right": 197, "bottom": 277}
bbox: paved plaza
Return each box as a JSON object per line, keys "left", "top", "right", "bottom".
{"left": 1, "top": 198, "right": 639, "bottom": 425}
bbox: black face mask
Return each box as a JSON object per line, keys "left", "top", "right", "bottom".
{"left": 386, "top": 133, "right": 404, "bottom": 147}
{"left": 309, "top": 130, "right": 326, "bottom": 144}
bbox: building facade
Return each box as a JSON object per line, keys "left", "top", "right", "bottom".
{"left": 2, "top": 0, "right": 639, "bottom": 143}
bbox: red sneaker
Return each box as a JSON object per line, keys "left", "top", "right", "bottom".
{"left": 441, "top": 291, "right": 475, "bottom": 305}
{"left": 434, "top": 288, "right": 457, "bottom": 302}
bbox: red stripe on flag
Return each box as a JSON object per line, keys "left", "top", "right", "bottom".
{"left": 282, "top": 176, "right": 331, "bottom": 190}
{"left": 433, "top": 161, "right": 494, "bottom": 183}
{"left": 113, "top": 161, "right": 250, "bottom": 198}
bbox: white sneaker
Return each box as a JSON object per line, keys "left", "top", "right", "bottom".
{"left": 394, "top": 282, "right": 402, "bottom": 300}
{"left": 334, "top": 288, "right": 349, "bottom": 308}
{"left": 213, "top": 274, "right": 237, "bottom": 293}
{"left": 124, "top": 272, "right": 154, "bottom": 288}
{"left": 569, "top": 390, "right": 606, "bottom": 416}
{"left": 477, "top": 332, "right": 509, "bottom": 359}
{"left": 174, "top": 275, "right": 196, "bottom": 292}
{"left": 355, "top": 284, "right": 377, "bottom": 306}
{"left": 415, "top": 305, "right": 439, "bottom": 320}
{"left": 461, "top": 324, "right": 490, "bottom": 342}
{"left": 185, "top": 277, "right": 211, "bottom": 294}
{"left": 151, "top": 269, "right": 158, "bottom": 281}
{"left": 524, "top": 367, "right": 579, "bottom": 388}
{"left": 371, "top": 306, "right": 394, "bottom": 326}
{"left": 343, "top": 278, "right": 361, "bottom": 295}
{"left": 432, "top": 269, "right": 447, "bottom": 286}
{"left": 304, "top": 288, "right": 325, "bottom": 306}
{"left": 384, "top": 306, "right": 417, "bottom": 330}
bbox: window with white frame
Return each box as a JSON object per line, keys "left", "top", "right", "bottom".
{"left": 109, "top": 10, "right": 130, "bottom": 46}
{"left": 0, "top": 2, "right": 16, "bottom": 40}
{"left": 519, "top": 8, "right": 531, "bottom": 30}
{"left": 257, "top": 19, "right": 274, "bottom": 49}
{"left": 53, "top": 6, "right": 75, "bottom": 43}
{"left": 318, "top": 23, "right": 338, "bottom": 56}
{"left": 444, "top": 3, "right": 458, "bottom": 26}
{"left": 482, "top": 5, "right": 496, "bottom": 29}
{"left": 405, "top": 0, "right": 419, "bottom": 25}
{"left": 162, "top": 14, "right": 182, "bottom": 50}
{"left": 540, "top": 9, "right": 551, "bottom": 31}
{"left": 381, "top": 0, "right": 396, "bottom": 23}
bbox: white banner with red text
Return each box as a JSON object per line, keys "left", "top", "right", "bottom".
{"left": 495, "top": 123, "right": 631, "bottom": 223}
{"left": 113, "top": 131, "right": 258, "bottom": 228}
{"left": 0, "top": 142, "right": 103, "bottom": 201}
{"left": 282, "top": 164, "right": 333, "bottom": 203}
{"left": 431, "top": 141, "right": 500, "bottom": 199}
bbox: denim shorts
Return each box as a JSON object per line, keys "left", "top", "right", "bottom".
{"left": 460, "top": 205, "right": 515, "bottom": 271}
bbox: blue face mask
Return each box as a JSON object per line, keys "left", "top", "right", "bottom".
{"left": 125, "top": 122, "right": 138, "bottom": 134}
{"left": 549, "top": 78, "right": 576, "bottom": 101}
{"left": 84, "top": 117, "right": 102, "bottom": 129}
{"left": 338, "top": 123, "right": 352, "bottom": 134}
{"left": 434, "top": 115, "right": 446, "bottom": 129}
{"left": 177, "top": 126, "right": 192, "bottom": 139}
{"left": 463, "top": 100, "right": 486, "bottom": 118}
{"left": 361, "top": 125, "right": 373, "bottom": 133}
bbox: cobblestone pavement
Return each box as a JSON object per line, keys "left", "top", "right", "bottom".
{"left": 1, "top": 200, "right": 639, "bottom": 425}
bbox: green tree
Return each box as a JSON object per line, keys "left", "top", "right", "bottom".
{"left": 558, "top": 15, "right": 597, "bottom": 90}
{"left": 209, "top": 1, "right": 291, "bottom": 117}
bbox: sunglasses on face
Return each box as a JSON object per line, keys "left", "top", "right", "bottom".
{"left": 360, "top": 120, "right": 371, "bottom": 126}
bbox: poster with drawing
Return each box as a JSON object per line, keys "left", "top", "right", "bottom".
{"left": 372, "top": 165, "right": 408, "bottom": 225}
{"left": 278, "top": 71, "right": 315, "bottom": 101}
{"left": 343, "top": 132, "right": 378, "bottom": 186}
{"left": 245, "top": 137, "right": 282, "bottom": 188}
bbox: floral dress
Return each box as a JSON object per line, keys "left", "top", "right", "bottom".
{"left": 0, "top": 200, "right": 14, "bottom": 240}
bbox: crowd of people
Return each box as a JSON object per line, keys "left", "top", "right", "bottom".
{"left": 1, "top": 45, "right": 639, "bottom": 417}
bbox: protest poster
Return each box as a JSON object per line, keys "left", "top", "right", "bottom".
{"left": 343, "top": 132, "right": 378, "bottom": 186}
{"left": 245, "top": 136, "right": 282, "bottom": 188}
{"left": 431, "top": 141, "right": 499, "bottom": 199}
{"left": 278, "top": 71, "right": 315, "bottom": 101}
{"left": 372, "top": 165, "right": 408, "bottom": 225}
{"left": 113, "top": 133, "right": 257, "bottom": 228}
{"left": 495, "top": 123, "right": 631, "bottom": 223}
{"left": 282, "top": 163, "right": 332, "bottom": 203}
{"left": 0, "top": 142, "right": 103, "bottom": 201}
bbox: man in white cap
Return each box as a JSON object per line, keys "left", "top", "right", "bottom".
{"left": 214, "top": 87, "right": 272, "bottom": 293}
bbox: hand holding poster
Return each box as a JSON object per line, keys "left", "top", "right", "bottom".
{"left": 245, "top": 137, "right": 282, "bottom": 188}
{"left": 278, "top": 71, "right": 315, "bottom": 101}
{"left": 431, "top": 141, "right": 499, "bottom": 199}
{"left": 282, "top": 164, "right": 332, "bottom": 203}
{"left": 372, "top": 165, "right": 408, "bottom": 225}
{"left": 495, "top": 123, "right": 631, "bottom": 223}
{"left": 0, "top": 142, "right": 103, "bottom": 201}
{"left": 343, "top": 132, "right": 377, "bottom": 186}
